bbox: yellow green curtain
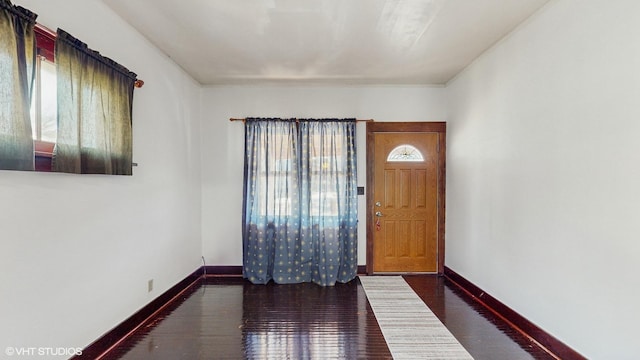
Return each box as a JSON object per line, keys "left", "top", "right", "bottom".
{"left": 53, "top": 29, "right": 136, "bottom": 175}
{"left": 0, "top": 0, "right": 36, "bottom": 171}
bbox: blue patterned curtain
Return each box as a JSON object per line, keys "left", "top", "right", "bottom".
{"left": 243, "top": 119, "right": 301, "bottom": 284}
{"left": 299, "top": 120, "right": 358, "bottom": 285}
{"left": 243, "top": 118, "right": 357, "bottom": 286}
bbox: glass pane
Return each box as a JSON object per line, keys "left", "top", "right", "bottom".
{"left": 39, "top": 59, "right": 57, "bottom": 143}
{"left": 387, "top": 144, "right": 424, "bottom": 162}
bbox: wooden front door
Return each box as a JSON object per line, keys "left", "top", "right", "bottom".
{"left": 366, "top": 122, "right": 446, "bottom": 274}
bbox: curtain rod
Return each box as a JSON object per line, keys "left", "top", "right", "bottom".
{"left": 34, "top": 23, "right": 145, "bottom": 89}
{"left": 229, "top": 118, "right": 374, "bottom": 123}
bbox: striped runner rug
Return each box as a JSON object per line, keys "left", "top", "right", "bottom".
{"left": 359, "top": 276, "right": 474, "bottom": 359}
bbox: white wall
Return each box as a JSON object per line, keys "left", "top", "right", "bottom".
{"left": 0, "top": 0, "right": 202, "bottom": 354}
{"left": 200, "top": 85, "right": 447, "bottom": 266}
{"left": 445, "top": 0, "right": 640, "bottom": 358}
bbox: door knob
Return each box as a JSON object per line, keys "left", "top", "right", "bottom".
{"left": 375, "top": 211, "right": 383, "bottom": 217}
{"left": 375, "top": 201, "right": 381, "bottom": 207}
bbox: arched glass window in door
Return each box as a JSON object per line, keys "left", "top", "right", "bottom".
{"left": 387, "top": 144, "right": 424, "bottom": 162}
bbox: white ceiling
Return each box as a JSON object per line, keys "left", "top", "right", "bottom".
{"left": 101, "top": 0, "right": 550, "bottom": 86}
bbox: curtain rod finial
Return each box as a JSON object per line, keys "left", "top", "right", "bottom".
{"left": 134, "top": 79, "right": 144, "bottom": 88}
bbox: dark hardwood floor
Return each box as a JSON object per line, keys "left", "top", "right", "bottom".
{"left": 404, "top": 276, "right": 553, "bottom": 360}
{"left": 101, "top": 276, "right": 554, "bottom": 360}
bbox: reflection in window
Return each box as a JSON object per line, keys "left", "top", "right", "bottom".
{"left": 387, "top": 144, "right": 424, "bottom": 162}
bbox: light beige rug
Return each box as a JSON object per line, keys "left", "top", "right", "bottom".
{"left": 359, "top": 276, "right": 474, "bottom": 359}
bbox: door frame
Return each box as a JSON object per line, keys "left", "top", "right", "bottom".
{"left": 366, "top": 122, "right": 446, "bottom": 275}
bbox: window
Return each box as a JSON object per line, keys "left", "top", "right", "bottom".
{"left": 32, "top": 25, "right": 56, "bottom": 171}
{"left": 30, "top": 54, "right": 56, "bottom": 143}
{"left": 387, "top": 144, "right": 424, "bottom": 162}
{"left": 1, "top": 8, "right": 138, "bottom": 174}
{"left": 307, "top": 139, "right": 348, "bottom": 217}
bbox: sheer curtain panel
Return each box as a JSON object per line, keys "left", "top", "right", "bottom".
{"left": 0, "top": 0, "right": 36, "bottom": 171}
{"left": 299, "top": 120, "right": 358, "bottom": 286}
{"left": 53, "top": 29, "right": 136, "bottom": 175}
{"left": 243, "top": 119, "right": 302, "bottom": 284}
